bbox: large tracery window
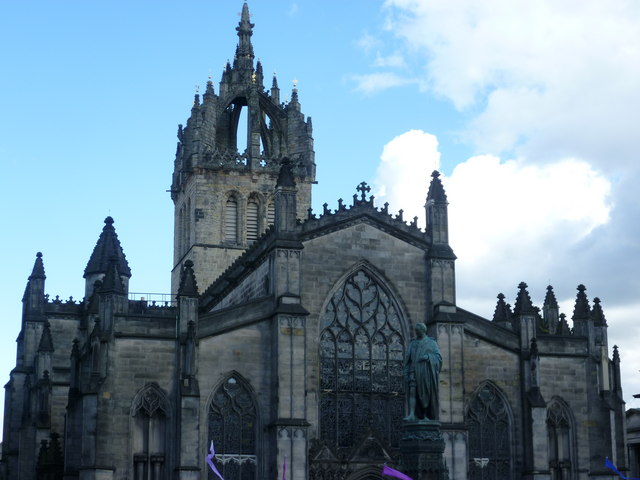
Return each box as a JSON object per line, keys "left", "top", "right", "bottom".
{"left": 208, "top": 376, "right": 257, "bottom": 480}
{"left": 467, "top": 383, "right": 513, "bottom": 480}
{"left": 547, "top": 399, "right": 575, "bottom": 480}
{"left": 319, "top": 269, "right": 405, "bottom": 456}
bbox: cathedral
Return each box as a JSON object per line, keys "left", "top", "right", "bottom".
{"left": 1, "top": 4, "right": 628, "bottom": 480}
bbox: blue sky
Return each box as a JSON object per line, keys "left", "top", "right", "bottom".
{"left": 2, "top": 0, "right": 639, "bottom": 434}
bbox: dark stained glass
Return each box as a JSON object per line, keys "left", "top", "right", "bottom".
{"left": 208, "top": 377, "right": 257, "bottom": 480}
{"left": 467, "top": 384, "right": 513, "bottom": 480}
{"left": 317, "top": 270, "right": 405, "bottom": 460}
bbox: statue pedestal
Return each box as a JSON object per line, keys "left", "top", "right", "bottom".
{"left": 399, "top": 420, "right": 448, "bottom": 480}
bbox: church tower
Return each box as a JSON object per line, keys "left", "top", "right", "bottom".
{"left": 170, "top": 3, "right": 316, "bottom": 294}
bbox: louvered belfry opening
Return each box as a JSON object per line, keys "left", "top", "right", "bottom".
{"left": 224, "top": 196, "right": 239, "bottom": 243}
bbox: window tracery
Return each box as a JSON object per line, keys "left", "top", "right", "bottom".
{"left": 547, "top": 399, "right": 575, "bottom": 480}
{"left": 466, "top": 383, "right": 513, "bottom": 480}
{"left": 318, "top": 269, "right": 405, "bottom": 457}
{"left": 132, "top": 386, "right": 169, "bottom": 480}
{"left": 208, "top": 376, "right": 257, "bottom": 480}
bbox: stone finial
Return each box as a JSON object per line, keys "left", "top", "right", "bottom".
{"left": 590, "top": 297, "right": 607, "bottom": 326}
{"left": 513, "top": 282, "right": 536, "bottom": 316}
{"left": 38, "top": 321, "right": 54, "bottom": 353}
{"left": 492, "top": 293, "right": 510, "bottom": 323}
{"left": 276, "top": 158, "right": 296, "bottom": 188}
{"left": 613, "top": 345, "right": 620, "bottom": 363}
{"left": 557, "top": 313, "right": 571, "bottom": 335}
{"left": 178, "top": 260, "right": 199, "bottom": 297}
{"left": 426, "top": 170, "right": 447, "bottom": 202}
{"left": 543, "top": 285, "right": 558, "bottom": 308}
{"left": 530, "top": 337, "right": 539, "bottom": 357}
{"left": 571, "top": 284, "right": 590, "bottom": 320}
{"left": 30, "top": 252, "right": 46, "bottom": 280}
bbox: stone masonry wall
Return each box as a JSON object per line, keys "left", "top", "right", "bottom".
{"left": 300, "top": 223, "right": 428, "bottom": 439}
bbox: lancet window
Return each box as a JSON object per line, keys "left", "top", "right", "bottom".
{"left": 131, "top": 385, "right": 170, "bottom": 480}
{"left": 547, "top": 399, "right": 575, "bottom": 480}
{"left": 208, "top": 376, "right": 258, "bottom": 480}
{"left": 318, "top": 269, "right": 405, "bottom": 456}
{"left": 466, "top": 383, "right": 513, "bottom": 480}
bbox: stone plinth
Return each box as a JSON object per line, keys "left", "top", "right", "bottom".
{"left": 399, "top": 420, "right": 448, "bottom": 480}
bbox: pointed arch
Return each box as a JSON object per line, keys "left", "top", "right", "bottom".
{"left": 207, "top": 372, "right": 260, "bottom": 480}
{"left": 316, "top": 263, "right": 408, "bottom": 463}
{"left": 130, "top": 383, "right": 172, "bottom": 480}
{"left": 466, "top": 381, "right": 514, "bottom": 480}
{"left": 346, "top": 465, "right": 384, "bottom": 480}
{"left": 547, "top": 396, "right": 577, "bottom": 480}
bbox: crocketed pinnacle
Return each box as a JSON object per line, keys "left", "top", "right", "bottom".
{"left": 571, "top": 284, "right": 590, "bottom": 320}
{"left": 30, "top": 252, "right": 46, "bottom": 280}
{"left": 492, "top": 293, "right": 510, "bottom": 323}
{"left": 543, "top": 285, "right": 558, "bottom": 308}
{"left": 276, "top": 158, "right": 296, "bottom": 188}
{"left": 235, "top": 2, "right": 255, "bottom": 66}
{"left": 590, "top": 297, "right": 607, "bottom": 326}
{"left": 426, "top": 170, "right": 448, "bottom": 202}
{"left": 99, "top": 256, "right": 125, "bottom": 294}
{"left": 84, "top": 217, "right": 131, "bottom": 279}
{"left": 513, "top": 282, "right": 536, "bottom": 316}
{"left": 38, "top": 321, "right": 54, "bottom": 353}
{"left": 178, "top": 260, "right": 199, "bottom": 296}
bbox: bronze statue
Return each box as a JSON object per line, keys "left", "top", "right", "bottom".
{"left": 403, "top": 322, "right": 442, "bottom": 421}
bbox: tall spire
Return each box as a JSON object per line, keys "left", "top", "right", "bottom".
{"left": 235, "top": 2, "right": 255, "bottom": 71}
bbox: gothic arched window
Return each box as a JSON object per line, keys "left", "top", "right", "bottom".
{"left": 466, "top": 383, "right": 513, "bottom": 480}
{"left": 319, "top": 269, "right": 405, "bottom": 456}
{"left": 224, "top": 195, "right": 239, "bottom": 243}
{"left": 131, "top": 385, "right": 170, "bottom": 480}
{"left": 208, "top": 376, "right": 258, "bottom": 480}
{"left": 246, "top": 198, "right": 259, "bottom": 243}
{"left": 547, "top": 399, "right": 575, "bottom": 480}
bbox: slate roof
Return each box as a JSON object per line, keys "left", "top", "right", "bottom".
{"left": 84, "top": 217, "right": 131, "bottom": 278}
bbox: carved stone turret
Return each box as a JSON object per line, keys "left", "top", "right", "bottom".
{"left": 170, "top": 2, "right": 315, "bottom": 294}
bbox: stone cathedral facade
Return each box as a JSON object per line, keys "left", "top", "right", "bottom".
{"left": 1, "top": 4, "right": 628, "bottom": 480}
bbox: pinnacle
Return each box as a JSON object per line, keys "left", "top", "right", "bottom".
{"left": 426, "top": 170, "right": 447, "bottom": 202}
{"left": 178, "top": 260, "right": 199, "bottom": 297}
{"left": 513, "top": 282, "right": 536, "bottom": 316}
{"left": 30, "top": 251, "right": 46, "bottom": 280}
{"left": 543, "top": 285, "right": 558, "bottom": 308}
{"left": 84, "top": 217, "right": 131, "bottom": 279}
{"left": 572, "top": 284, "right": 590, "bottom": 320}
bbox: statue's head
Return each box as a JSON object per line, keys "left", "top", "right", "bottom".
{"left": 414, "top": 322, "right": 427, "bottom": 338}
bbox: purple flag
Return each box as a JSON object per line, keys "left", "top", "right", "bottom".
{"left": 206, "top": 440, "right": 225, "bottom": 480}
{"left": 382, "top": 465, "right": 413, "bottom": 480}
{"left": 282, "top": 455, "right": 286, "bottom": 480}
{"left": 605, "top": 457, "right": 640, "bottom": 480}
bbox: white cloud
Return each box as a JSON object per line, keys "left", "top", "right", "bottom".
{"left": 382, "top": 0, "right": 640, "bottom": 165}
{"left": 356, "top": 32, "right": 381, "bottom": 54}
{"left": 373, "top": 130, "right": 439, "bottom": 218}
{"left": 373, "top": 51, "right": 406, "bottom": 69}
{"left": 351, "top": 72, "right": 416, "bottom": 94}
{"left": 373, "top": 129, "right": 612, "bottom": 313}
